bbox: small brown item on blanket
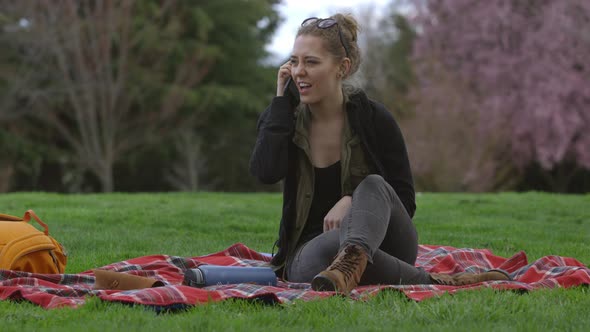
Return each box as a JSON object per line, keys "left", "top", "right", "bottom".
{"left": 93, "top": 269, "right": 165, "bottom": 290}
{"left": 429, "top": 269, "right": 512, "bottom": 286}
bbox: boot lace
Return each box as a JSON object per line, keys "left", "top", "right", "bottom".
{"left": 330, "top": 246, "right": 362, "bottom": 281}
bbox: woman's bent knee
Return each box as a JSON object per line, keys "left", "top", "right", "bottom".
{"left": 356, "top": 174, "right": 395, "bottom": 198}
{"left": 363, "top": 174, "right": 386, "bottom": 186}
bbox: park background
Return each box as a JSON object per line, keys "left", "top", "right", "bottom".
{"left": 1, "top": 0, "right": 589, "bottom": 194}
{"left": 1, "top": 2, "right": 589, "bottom": 329}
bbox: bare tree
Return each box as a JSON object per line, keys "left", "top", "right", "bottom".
{"left": 1, "top": 0, "right": 215, "bottom": 192}
{"left": 165, "top": 129, "right": 205, "bottom": 191}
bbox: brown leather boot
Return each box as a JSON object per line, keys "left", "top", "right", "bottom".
{"left": 311, "top": 245, "right": 368, "bottom": 295}
{"left": 429, "top": 269, "right": 511, "bottom": 286}
{"left": 93, "top": 269, "right": 165, "bottom": 290}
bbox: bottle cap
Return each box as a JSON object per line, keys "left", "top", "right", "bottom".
{"left": 183, "top": 268, "right": 205, "bottom": 287}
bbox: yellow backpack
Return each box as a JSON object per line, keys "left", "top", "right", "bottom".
{"left": 0, "top": 210, "right": 67, "bottom": 274}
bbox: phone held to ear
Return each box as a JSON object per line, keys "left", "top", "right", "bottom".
{"left": 283, "top": 77, "right": 300, "bottom": 108}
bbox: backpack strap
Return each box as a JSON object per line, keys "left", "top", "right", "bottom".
{"left": 22, "top": 210, "right": 49, "bottom": 236}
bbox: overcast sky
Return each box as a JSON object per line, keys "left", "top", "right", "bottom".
{"left": 266, "top": 0, "right": 392, "bottom": 63}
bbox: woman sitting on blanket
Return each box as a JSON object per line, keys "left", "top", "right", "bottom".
{"left": 249, "top": 13, "right": 510, "bottom": 294}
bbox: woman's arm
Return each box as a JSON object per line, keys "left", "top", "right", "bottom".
{"left": 372, "top": 102, "right": 416, "bottom": 218}
{"left": 323, "top": 195, "right": 352, "bottom": 231}
{"left": 249, "top": 96, "right": 295, "bottom": 184}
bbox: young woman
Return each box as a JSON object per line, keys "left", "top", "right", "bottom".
{"left": 250, "top": 14, "right": 510, "bottom": 294}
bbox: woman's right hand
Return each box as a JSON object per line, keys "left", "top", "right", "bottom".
{"left": 276, "top": 61, "right": 292, "bottom": 97}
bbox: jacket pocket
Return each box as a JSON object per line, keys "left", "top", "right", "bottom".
{"left": 350, "top": 165, "right": 371, "bottom": 190}
{"left": 349, "top": 142, "right": 373, "bottom": 191}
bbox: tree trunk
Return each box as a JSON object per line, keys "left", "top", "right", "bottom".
{"left": 0, "top": 163, "right": 14, "bottom": 192}
{"left": 98, "top": 163, "right": 114, "bottom": 192}
{"left": 545, "top": 163, "right": 578, "bottom": 193}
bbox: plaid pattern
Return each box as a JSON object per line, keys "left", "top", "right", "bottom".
{"left": 1, "top": 243, "right": 588, "bottom": 309}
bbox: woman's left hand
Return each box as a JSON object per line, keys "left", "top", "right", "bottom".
{"left": 323, "top": 195, "right": 352, "bottom": 232}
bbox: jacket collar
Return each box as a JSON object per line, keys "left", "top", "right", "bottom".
{"left": 292, "top": 106, "right": 311, "bottom": 151}
{"left": 292, "top": 101, "right": 359, "bottom": 151}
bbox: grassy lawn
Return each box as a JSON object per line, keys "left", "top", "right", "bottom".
{"left": 1, "top": 192, "right": 589, "bottom": 331}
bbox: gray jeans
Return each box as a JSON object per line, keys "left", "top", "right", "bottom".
{"left": 286, "top": 174, "right": 431, "bottom": 285}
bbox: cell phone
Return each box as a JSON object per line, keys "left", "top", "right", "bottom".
{"left": 283, "top": 77, "right": 300, "bottom": 107}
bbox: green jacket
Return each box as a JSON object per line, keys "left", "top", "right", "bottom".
{"left": 288, "top": 106, "right": 375, "bottom": 261}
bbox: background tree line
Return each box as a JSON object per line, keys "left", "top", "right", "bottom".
{"left": 1, "top": 0, "right": 588, "bottom": 193}
{"left": 0, "top": 0, "right": 280, "bottom": 193}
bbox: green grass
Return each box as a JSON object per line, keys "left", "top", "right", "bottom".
{"left": 1, "top": 192, "right": 589, "bottom": 331}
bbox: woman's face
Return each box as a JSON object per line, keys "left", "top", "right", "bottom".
{"left": 290, "top": 35, "right": 342, "bottom": 106}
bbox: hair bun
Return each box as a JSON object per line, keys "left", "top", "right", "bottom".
{"left": 333, "top": 13, "right": 360, "bottom": 41}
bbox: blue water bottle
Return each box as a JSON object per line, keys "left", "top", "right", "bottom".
{"left": 183, "top": 265, "right": 277, "bottom": 287}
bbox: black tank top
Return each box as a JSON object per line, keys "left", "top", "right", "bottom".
{"left": 299, "top": 160, "right": 342, "bottom": 245}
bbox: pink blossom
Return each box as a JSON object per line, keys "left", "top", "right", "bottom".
{"left": 411, "top": 0, "right": 590, "bottom": 171}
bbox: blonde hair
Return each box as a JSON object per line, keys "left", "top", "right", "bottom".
{"left": 296, "top": 13, "right": 362, "bottom": 98}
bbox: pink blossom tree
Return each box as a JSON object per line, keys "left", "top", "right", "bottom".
{"left": 411, "top": 0, "right": 590, "bottom": 191}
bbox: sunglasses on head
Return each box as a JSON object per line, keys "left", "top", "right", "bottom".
{"left": 301, "top": 17, "right": 350, "bottom": 59}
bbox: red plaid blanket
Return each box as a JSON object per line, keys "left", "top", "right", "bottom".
{"left": 1, "top": 243, "right": 589, "bottom": 310}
